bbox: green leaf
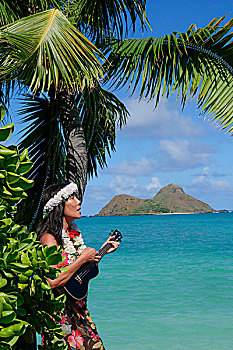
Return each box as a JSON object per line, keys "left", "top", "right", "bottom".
{"left": 0, "top": 299, "right": 2, "bottom": 318}
{"left": 6, "top": 172, "right": 20, "bottom": 184}
{"left": 0, "top": 279, "right": 7, "bottom": 288}
{"left": 1, "top": 301, "right": 11, "bottom": 312}
{"left": 47, "top": 253, "right": 62, "bottom": 266}
{"left": 23, "top": 269, "right": 34, "bottom": 277}
{"left": 0, "top": 218, "right": 12, "bottom": 227}
{"left": 0, "top": 124, "right": 14, "bottom": 142}
{"left": 0, "top": 147, "right": 15, "bottom": 156}
{"left": 17, "top": 308, "right": 26, "bottom": 317}
{"left": 2, "top": 271, "right": 14, "bottom": 278}
{"left": 33, "top": 274, "right": 41, "bottom": 281}
{"left": 41, "top": 312, "right": 57, "bottom": 329}
{"left": 10, "top": 321, "right": 28, "bottom": 336}
{"left": 16, "top": 162, "right": 33, "bottom": 175}
{"left": 18, "top": 274, "right": 29, "bottom": 283}
{"left": 21, "top": 252, "right": 31, "bottom": 265}
{"left": 41, "top": 282, "right": 51, "bottom": 291}
{"left": 2, "top": 186, "right": 12, "bottom": 197}
{"left": 0, "top": 206, "right": 6, "bottom": 220}
{"left": 6, "top": 184, "right": 24, "bottom": 197}
{"left": 19, "top": 149, "right": 28, "bottom": 161}
{"left": 0, "top": 172, "right": 5, "bottom": 179}
{"left": 18, "top": 241, "right": 34, "bottom": 251}
{"left": 0, "top": 311, "right": 16, "bottom": 324}
{"left": 45, "top": 245, "right": 59, "bottom": 257}
{"left": 0, "top": 342, "right": 11, "bottom": 350}
{"left": 13, "top": 293, "right": 24, "bottom": 307}
{"left": 5, "top": 251, "right": 18, "bottom": 263}
{"left": 0, "top": 105, "right": 5, "bottom": 122}
{"left": 8, "top": 263, "right": 29, "bottom": 272}
{"left": 8, "top": 336, "right": 19, "bottom": 347}
{"left": 14, "top": 177, "right": 34, "bottom": 191}
{"left": 18, "top": 283, "right": 28, "bottom": 291}
{"left": 9, "top": 224, "right": 21, "bottom": 234}
{"left": 0, "top": 259, "right": 6, "bottom": 268}
{"left": 0, "top": 325, "right": 15, "bottom": 337}
{"left": 0, "top": 341, "right": 12, "bottom": 350}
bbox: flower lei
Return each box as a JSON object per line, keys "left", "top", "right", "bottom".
{"left": 43, "top": 183, "right": 78, "bottom": 218}
{"left": 62, "top": 222, "right": 86, "bottom": 264}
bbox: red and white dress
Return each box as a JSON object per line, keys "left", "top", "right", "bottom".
{"left": 52, "top": 223, "right": 105, "bottom": 350}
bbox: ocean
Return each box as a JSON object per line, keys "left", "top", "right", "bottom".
{"left": 77, "top": 213, "right": 233, "bottom": 350}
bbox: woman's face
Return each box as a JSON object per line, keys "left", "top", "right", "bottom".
{"left": 63, "top": 195, "right": 81, "bottom": 220}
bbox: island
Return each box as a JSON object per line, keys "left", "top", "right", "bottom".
{"left": 94, "top": 183, "right": 215, "bottom": 216}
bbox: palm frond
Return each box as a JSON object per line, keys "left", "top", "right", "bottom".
{"left": 0, "top": 0, "right": 63, "bottom": 26}
{"left": 16, "top": 86, "right": 128, "bottom": 224}
{"left": 77, "top": 85, "right": 129, "bottom": 177}
{"left": 0, "top": 9, "right": 105, "bottom": 93}
{"left": 105, "top": 15, "right": 233, "bottom": 133}
{"left": 0, "top": 1, "right": 18, "bottom": 26}
{"left": 16, "top": 94, "right": 66, "bottom": 226}
{"left": 68, "top": 0, "right": 149, "bottom": 44}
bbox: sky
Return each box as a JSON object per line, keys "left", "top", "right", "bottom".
{"left": 82, "top": 0, "right": 233, "bottom": 215}
{"left": 8, "top": 0, "right": 233, "bottom": 215}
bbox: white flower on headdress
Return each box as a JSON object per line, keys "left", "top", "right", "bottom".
{"left": 43, "top": 183, "right": 78, "bottom": 218}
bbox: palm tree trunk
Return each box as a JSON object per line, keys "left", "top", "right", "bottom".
{"left": 55, "top": 90, "right": 88, "bottom": 201}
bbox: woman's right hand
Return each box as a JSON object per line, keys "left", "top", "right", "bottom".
{"left": 80, "top": 247, "right": 101, "bottom": 263}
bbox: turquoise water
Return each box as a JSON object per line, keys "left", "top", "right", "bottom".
{"left": 77, "top": 213, "right": 233, "bottom": 350}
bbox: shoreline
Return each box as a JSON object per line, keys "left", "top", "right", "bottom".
{"left": 90, "top": 211, "right": 231, "bottom": 217}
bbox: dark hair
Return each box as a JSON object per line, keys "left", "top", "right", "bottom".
{"left": 36, "top": 183, "right": 69, "bottom": 245}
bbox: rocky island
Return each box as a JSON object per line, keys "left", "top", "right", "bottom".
{"left": 95, "top": 183, "right": 214, "bottom": 216}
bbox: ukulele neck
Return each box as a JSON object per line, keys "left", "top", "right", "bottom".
{"left": 99, "top": 243, "right": 112, "bottom": 258}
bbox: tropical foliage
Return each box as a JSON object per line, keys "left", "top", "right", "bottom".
{"left": 105, "top": 15, "right": 233, "bottom": 133}
{"left": 0, "top": 109, "right": 65, "bottom": 349}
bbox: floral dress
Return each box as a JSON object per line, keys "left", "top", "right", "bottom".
{"left": 56, "top": 223, "right": 105, "bottom": 350}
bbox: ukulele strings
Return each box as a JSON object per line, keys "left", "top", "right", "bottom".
{"left": 78, "top": 244, "right": 111, "bottom": 280}
{"left": 78, "top": 243, "right": 112, "bottom": 280}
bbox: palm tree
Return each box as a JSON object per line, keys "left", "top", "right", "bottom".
{"left": 0, "top": 2, "right": 233, "bottom": 225}
{"left": 0, "top": 2, "right": 134, "bottom": 225}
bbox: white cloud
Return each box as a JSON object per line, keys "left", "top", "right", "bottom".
{"left": 109, "top": 176, "right": 161, "bottom": 198}
{"left": 189, "top": 167, "right": 233, "bottom": 209}
{"left": 209, "top": 179, "right": 230, "bottom": 188}
{"left": 105, "top": 139, "right": 214, "bottom": 178}
{"left": 106, "top": 158, "right": 158, "bottom": 176}
{"left": 201, "top": 167, "right": 210, "bottom": 176}
{"left": 110, "top": 176, "right": 137, "bottom": 195}
{"left": 159, "top": 139, "right": 214, "bottom": 170}
{"left": 145, "top": 177, "right": 161, "bottom": 191}
{"left": 192, "top": 167, "right": 230, "bottom": 190}
{"left": 192, "top": 167, "right": 211, "bottom": 184}
{"left": 120, "top": 100, "right": 203, "bottom": 139}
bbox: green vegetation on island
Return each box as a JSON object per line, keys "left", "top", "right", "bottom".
{"left": 96, "top": 184, "right": 214, "bottom": 216}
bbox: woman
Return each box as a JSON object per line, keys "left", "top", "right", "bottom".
{"left": 37, "top": 183, "right": 119, "bottom": 350}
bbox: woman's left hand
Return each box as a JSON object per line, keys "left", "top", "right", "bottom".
{"left": 103, "top": 236, "right": 120, "bottom": 254}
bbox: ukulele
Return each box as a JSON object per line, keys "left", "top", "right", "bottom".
{"left": 63, "top": 229, "right": 123, "bottom": 300}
